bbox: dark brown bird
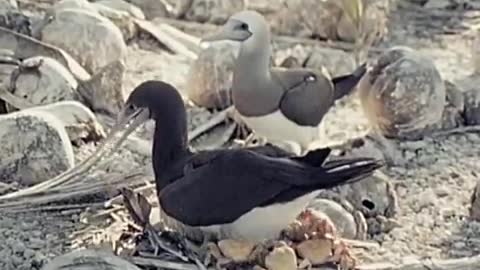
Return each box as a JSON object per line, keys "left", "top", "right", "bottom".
{"left": 113, "top": 80, "right": 383, "bottom": 242}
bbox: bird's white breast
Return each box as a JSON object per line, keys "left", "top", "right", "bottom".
{"left": 241, "top": 110, "right": 324, "bottom": 153}
{"left": 200, "top": 191, "right": 320, "bottom": 241}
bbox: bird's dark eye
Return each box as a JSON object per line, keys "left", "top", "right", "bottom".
{"left": 128, "top": 104, "right": 136, "bottom": 111}
{"left": 239, "top": 23, "right": 249, "bottom": 30}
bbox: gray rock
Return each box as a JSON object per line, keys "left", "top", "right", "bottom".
{"left": 0, "top": 110, "right": 74, "bottom": 186}
{"left": 91, "top": 2, "right": 138, "bottom": 42}
{"left": 41, "top": 249, "right": 142, "bottom": 270}
{"left": 39, "top": 6, "right": 127, "bottom": 74}
{"left": 96, "top": 0, "right": 145, "bottom": 19}
{"left": 78, "top": 59, "right": 126, "bottom": 115}
{"left": 184, "top": 41, "right": 239, "bottom": 109}
{"left": 336, "top": 0, "right": 387, "bottom": 45}
{"left": 268, "top": 0, "right": 341, "bottom": 38}
{"left": 24, "top": 101, "right": 106, "bottom": 144}
{"left": 0, "top": 0, "right": 17, "bottom": 10}
{"left": 357, "top": 46, "right": 446, "bottom": 140}
{"left": 53, "top": 0, "right": 98, "bottom": 13}
{"left": 185, "top": 0, "right": 245, "bottom": 24}
{"left": 308, "top": 199, "right": 357, "bottom": 239}
{"left": 328, "top": 171, "right": 398, "bottom": 218}
{"left": 304, "top": 47, "right": 356, "bottom": 77}
{"left": 424, "top": 0, "right": 451, "bottom": 9}
{"left": 6, "top": 56, "right": 81, "bottom": 112}
{"left": 124, "top": 0, "right": 168, "bottom": 20}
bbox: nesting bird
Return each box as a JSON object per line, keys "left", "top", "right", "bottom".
{"left": 113, "top": 80, "right": 383, "bottom": 243}
{"left": 202, "top": 10, "right": 367, "bottom": 155}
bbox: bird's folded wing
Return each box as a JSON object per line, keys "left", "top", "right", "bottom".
{"left": 159, "top": 150, "right": 313, "bottom": 227}
{"left": 274, "top": 69, "right": 334, "bottom": 127}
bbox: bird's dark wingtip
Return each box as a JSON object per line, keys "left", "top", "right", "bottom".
{"left": 331, "top": 62, "right": 368, "bottom": 100}
{"left": 317, "top": 157, "right": 385, "bottom": 189}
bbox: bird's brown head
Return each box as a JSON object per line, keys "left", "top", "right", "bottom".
{"left": 201, "top": 10, "right": 269, "bottom": 44}
{"left": 113, "top": 80, "right": 187, "bottom": 138}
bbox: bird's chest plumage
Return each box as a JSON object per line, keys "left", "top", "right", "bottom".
{"left": 240, "top": 110, "right": 321, "bottom": 150}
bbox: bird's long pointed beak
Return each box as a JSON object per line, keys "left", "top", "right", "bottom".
{"left": 201, "top": 28, "right": 235, "bottom": 43}
{"left": 110, "top": 106, "right": 150, "bottom": 139}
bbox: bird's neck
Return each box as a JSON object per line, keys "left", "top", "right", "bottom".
{"left": 235, "top": 37, "right": 272, "bottom": 82}
{"left": 232, "top": 37, "right": 282, "bottom": 115}
{"left": 152, "top": 118, "right": 190, "bottom": 191}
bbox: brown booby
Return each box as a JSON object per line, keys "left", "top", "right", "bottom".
{"left": 113, "top": 80, "right": 383, "bottom": 242}
{"left": 201, "top": 10, "right": 366, "bottom": 155}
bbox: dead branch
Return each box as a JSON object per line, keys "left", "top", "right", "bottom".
{"left": 432, "top": 125, "right": 480, "bottom": 138}
{"left": 0, "top": 26, "right": 91, "bottom": 81}
{"left": 188, "top": 106, "right": 234, "bottom": 141}
{"left": 125, "top": 256, "right": 202, "bottom": 270}
{"left": 134, "top": 19, "right": 198, "bottom": 60}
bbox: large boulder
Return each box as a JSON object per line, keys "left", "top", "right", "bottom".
{"left": 39, "top": 2, "right": 127, "bottom": 74}
{"left": 357, "top": 46, "right": 446, "bottom": 140}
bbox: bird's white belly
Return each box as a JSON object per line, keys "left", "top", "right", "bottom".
{"left": 241, "top": 110, "right": 323, "bottom": 152}
{"left": 200, "top": 191, "right": 320, "bottom": 241}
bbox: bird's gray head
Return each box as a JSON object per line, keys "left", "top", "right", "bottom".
{"left": 201, "top": 10, "right": 270, "bottom": 45}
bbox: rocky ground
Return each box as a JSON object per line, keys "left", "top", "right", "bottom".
{"left": 2, "top": 0, "right": 480, "bottom": 269}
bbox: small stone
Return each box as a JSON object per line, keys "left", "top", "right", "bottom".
{"left": 441, "top": 208, "right": 456, "bottom": 219}
{"left": 265, "top": 242, "right": 297, "bottom": 270}
{"left": 217, "top": 239, "right": 255, "bottom": 263}
{"left": 307, "top": 199, "right": 357, "bottom": 239}
{"left": 295, "top": 239, "right": 333, "bottom": 265}
{"left": 452, "top": 241, "right": 466, "bottom": 250}
{"left": 29, "top": 238, "right": 45, "bottom": 249}
{"left": 12, "top": 241, "right": 25, "bottom": 254}
{"left": 435, "top": 186, "right": 449, "bottom": 197}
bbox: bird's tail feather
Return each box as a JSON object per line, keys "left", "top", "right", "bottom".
{"left": 311, "top": 157, "right": 384, "bottom": 189}
{"left": 332, "top": 62, "right": 367, "bottom": 100}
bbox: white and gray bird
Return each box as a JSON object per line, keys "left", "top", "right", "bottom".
{"left": 202, "top": 10, "right": 367, "bottom": 155}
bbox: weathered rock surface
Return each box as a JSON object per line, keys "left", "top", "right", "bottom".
{"left": 304, "top": 47, "right": 356, "bottom": 77}
{"left": 24, "top": 101, "right": 105, "bottom": 144}
{"left": 264, "top": 243, "right": 297, "bottom": 270}
{"left": 184, "top": 41, "right": 238, "bottom": 109}
{"left": 185, "top": 0, "right": 245, "bottom": 24}
{"left": 6, "top": 56, "right": 81, "bottom": 112}
{"left": 124, "top": 0, "right": 168, "bottom": 20}
{"left": 0, "top": 110, "right": 74, "bottom": 186}
{"left": 96, "top": 0, "right": 145, "bottom": 19}
{"left": 78, "top": 59, "right": 126, "bottom": 115}
{"left": 0, "top": 0, "right": 17, "bottom": 10}
{"left": 91, "top": 2, "right": 138, "bottom": 41}
{"left": 39, "top": 3, "right": 127, "bottom": 74}
{"left": 41, "top": 249, "right": 142, "bottom": 270}
{"left": 357, "top": 46, "right": 446, "bottom": 140}
{"left": 308, "top": 199, "right": 357, "bottom": 239}
{"left": 325, "top": 171, "right": 398, "bottom": 219}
